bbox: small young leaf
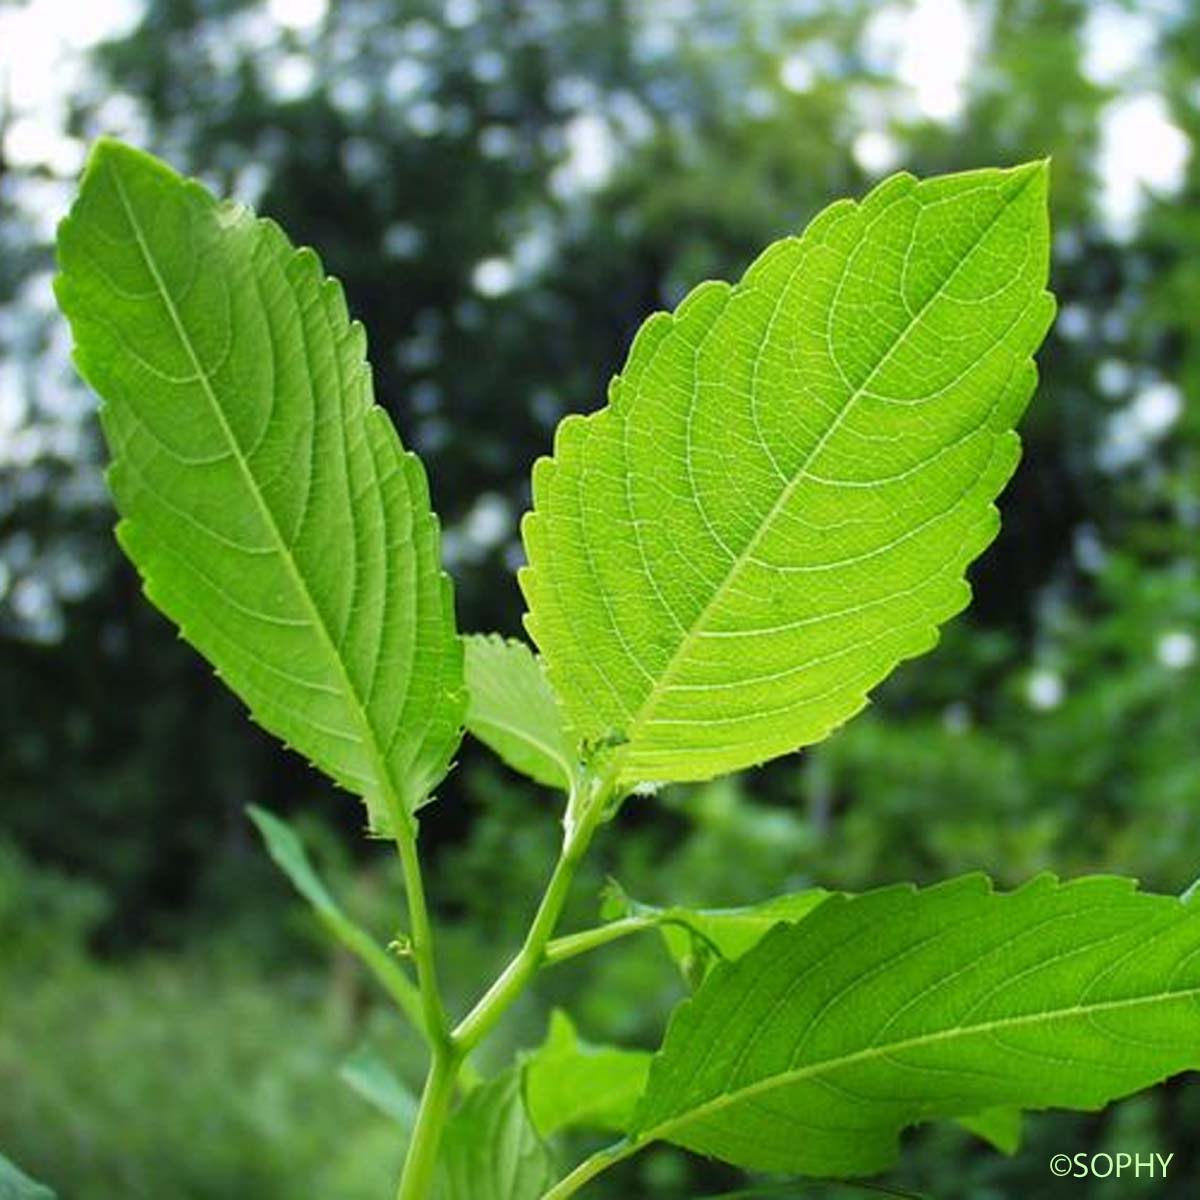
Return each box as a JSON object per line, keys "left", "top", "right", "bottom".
{"left": 437, "top": 1068, "right": 555, "bottom": 1200}
{"left": 606, "top": 887, "right": 830, "bottom": 982}
{"left": 522, "top": 163, "right": 1054, "bottom": 786}
{"left": 632, "top": 874, "right": 1200, "bottom": 1177}
{"left": 339, "top": 1046, "right": 420, "bottom": 1131}
{"left": 525, "top": 1010, "right": 651, "bottom": 1137}
{"left": 0, "top": 1153, "right": 55, "bottom": 1200}
{"left": 55, "top": 140, "right": 463, "bottom": 832}
{"left": 246, "top": 805, "right": 424, "bottom": 1033}
{"left": 956, "top": 1107, "right": 1022, "bottom": 1155}
{"left": 463, "top": 634, "right": 575, "bottom": 790}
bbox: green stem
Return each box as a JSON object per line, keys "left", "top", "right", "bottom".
{"left": 397, "top": 1043, "right": 461, "bottom": 1200}
{"left": 453, "top": 783, "right": 608, "bottom": 1051}
{"left": 396, "top": 832, "right": 450, "bottom": 1045}
{"left": 393, "top": 829, "right": 456, "bottom": 1200}
{"left": 395, "top": 771, "right": 619, "bottom": 1197}
{"left": 540, "top": 1138, "right": 640, "bottom": 1199}
{"left": 543, "top": 915, "right": 658, "bottom": 966}
{"left": 543, "top": 911, "right": 728, "bottom": 969}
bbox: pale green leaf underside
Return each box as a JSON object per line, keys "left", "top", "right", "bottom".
{"left": 956, "top": 1106, "right": 1022, "bottom": 1155}
{"left": 339, "top": 1047, "right": 419, "bottom": 1132}
{"left": 245, "top": 804, "right": 425, "bottom": 1030}
{"left": 55, "top": 140, "right": 463, "bottom": 829}
{"left": 524, "top": 1010, "right": 651, "bottom": 1138}
{"left": 463, "top": 634, "right": 575, "bottom": 790}
{"left": 0, "top": 1153, "right": 56, "bottom": 1200}
{"left": 522, "top": 163, "right": 1054, "bottom": 785}
{"left": 246, "top": 803, "right": 341, "bottom": 918}
{"left": 437, "top": 1068, "right": 555, "bottom": 1200}
{"left": 633, "top": 875, "right": 1200, "bottom": 1176}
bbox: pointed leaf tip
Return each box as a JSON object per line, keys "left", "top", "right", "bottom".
{"left": 522, "top": 164, "right": 1055, "bottom": 786}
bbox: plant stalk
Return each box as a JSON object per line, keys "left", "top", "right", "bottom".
{"left": 543, "top": 914, "right": 658, "bottom": 966}
{"left": 453, "top": 775, "right": 613, "bottom": 1052}
{"left": 395, "top": 772, "right": 618, "bottom": 1197}
{"left": 540, "top": 1138, "right": 639, "bottom": 1199}
{"left": 393, "top": 826, "right": 457, "bottom": 1199}
{"left": 396, "top": 831, "right": 450, "bottom": 1046}
{"left": 396, "top": 1042, "right": 461, "bottom": 1200}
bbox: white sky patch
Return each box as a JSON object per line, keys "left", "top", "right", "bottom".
{"left": 0, "top": 364, "right": 29, "bottom": 439}
{"left": 266, "top": 53, "right": 316, "bottom": 102}
{"left": 444, "top": 0, "right": 479, "bottom": 29}
{"left": 3, "top": 117, "right": 85, "bottom": 175}
{"left": 464, "top": 492, "right": 512, "bottom": 550}
{"left": 383, "top": 221, "right": 424, "bottom": 259}
{"left": 1131, "top": 380, "right": 1183, "bottom": 436}
{"left": 1073, "top": 524, "right": 1107, "bottom": 574}
{"left": 0, "top": 0, "right": 140, "bottom": 89}
{"left": 863, "top": 0, "right": 977, "bottom": 123}
{"left": 442, "top": 492, "right": 514, "bottom": 568}
{"left": 853, "top": 129, "right": 902, "bottom": 175}
{"left": 472, "top": 257, "right": 516, "bottom": 298}
{"left": 1097, "top": 92, "right": 1191, "bottom": 240}
{"left": 779, "top": 53, "right": 817, "bottom": 94}
{"left": 1096, "top": 358, "right": 1133, "bottom": 397}
{"left": 551, "top": 113, "right": 617, "bottom": 198}
{"left": 386, "top": 58, "right": 427, "bottom": 103}
{"left": 0, "top": 0, "right": 142, "bottom": 173}
{"left": 1026, "top": 668, "right": 1065, "bottom": 711}
{"left": 266, "top": 0, "right": 327, "bottom": 33}
{"left": 1157, "top": 630, "right": 1196, "bottom": 671}
{"left": 1081, "top": 4, "right": 1158, "bottom": 87}
{"left": 1097, "top": 377, "right": 1184, "bottom": 471}
{"left": 1056, "top": 303, "right": 1091, "bottom": 342}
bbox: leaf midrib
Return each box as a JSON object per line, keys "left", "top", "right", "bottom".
{"left": 109, "top": 162, "right": 414, "bottom": 829}
{"left": 638, "top": 982, "right": 1200, "bottom": 1147}
{"left": 621, "top": 171, "right": 1039, "bottom": 769}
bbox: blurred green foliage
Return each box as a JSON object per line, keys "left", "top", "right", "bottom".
{"left": 1, "top": 0, "right": 1198, "bottom": 1195}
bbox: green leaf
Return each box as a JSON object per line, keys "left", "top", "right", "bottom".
{"left": 463, "top": 634, "right": 575, "bottom": 790}
{"left": 437, "top": 1068, "right": 555, "bottom": 1200}
{"left": 602, "top": 885, "right": 1021, "bottom": 1151}
{"left": 55, "top": 140, "right": 463, "bottom": 832}
{"left": 0, "top": 1153, "right": 55, "bottom": 1200}
{"left": 955, "top": 1107, "right": 1022, "bottom": 1155}
{"left": 697, "top": 1183, "right": 926, "bottom": 1200}
{"left": 605, "top": 886, "right": 830, "bottom": 983}
{"left": 632, "top": 874, "right": 1200, "bottom": 1176}
{"left": 339, "top": 1046, "right": 419, "bottom": 1131}
{"left": 521, "top": 163, "right": 1054, "bottom": 786}
{"left": 525, "top": 1010, "right": 651, "bottom": 1137}
{"left": 246, "top": 804, "right": 425, "bottom": 1033}
{"left": 247, "top": 803, "right": 342, "bottom": 918}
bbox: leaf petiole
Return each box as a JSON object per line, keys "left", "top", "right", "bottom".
{"left": 453, "top": 770, "right": 618, "bottom": 1052}
{"left": 539, "top": 1137, "right": 639, "bottom": 1200}
{"left": 542, "top": 912, "right": 726, "bottom": 968}
{"left": 397, "top": 770, "right": 620, "bottom": 1196}
{"left": 543, "top": 915, "right": 660, "bottom": 966}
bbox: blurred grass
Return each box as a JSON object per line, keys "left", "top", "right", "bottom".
{"left": 0, "top": 840, "right": 406, "bottom": 1200}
